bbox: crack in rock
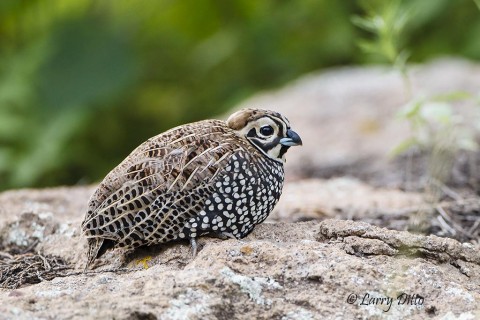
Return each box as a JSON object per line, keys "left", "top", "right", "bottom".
{"left": 316, "top": 220, "right": 480, "bottom": 265}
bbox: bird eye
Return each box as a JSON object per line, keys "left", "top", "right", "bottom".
{"left": 259, "top": 125, "right": 274, "bottom": 136}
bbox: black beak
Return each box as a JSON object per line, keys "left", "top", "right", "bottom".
{"left": 280, "top": 129, "right": 303, "bottom": 147}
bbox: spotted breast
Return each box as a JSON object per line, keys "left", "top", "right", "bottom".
{"left": 81, "top": 108, "right": 302, "bottom": 268}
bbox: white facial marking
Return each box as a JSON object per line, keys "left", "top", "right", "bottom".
{"left": 235, "top": 115, "right": 289, "bottom": 162}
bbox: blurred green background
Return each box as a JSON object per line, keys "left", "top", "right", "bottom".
{"left": 0, "top": 0, "right": 479, "bottom": 191}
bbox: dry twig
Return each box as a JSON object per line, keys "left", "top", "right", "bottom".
{"left": 0, "top": 252, "right": 71, "bottom": 289}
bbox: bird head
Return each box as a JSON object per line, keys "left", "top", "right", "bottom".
{"left": 226, "top": 108, "right": 302, "bottom": 163}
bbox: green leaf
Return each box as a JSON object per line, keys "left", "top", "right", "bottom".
{"left": 397, "top": 99, "right": 423, "bottom": 119}
{"left": 357, "top": 40, "right": 381, "bottom": 55}
{"left": 432, "top": 91, "right": 472, "bottom": 102}
{"left": 351, "top": 16, "right": 378, "bottom": 33}
{"left": 420, "top": 102, "right": 453, "bottom": 125}
{"left": 389, "top": 137, "right": 420, "bottom": 157}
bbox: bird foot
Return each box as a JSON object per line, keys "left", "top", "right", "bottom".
{"left": 208, "top": 231, "right": 238, "bottom": 240}
{"left": 190, "top": 237, "right": 197, "bottom": 257}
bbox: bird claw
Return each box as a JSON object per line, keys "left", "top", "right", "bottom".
{"left": 214, "top": 232, "right": 237, "bottom": 240}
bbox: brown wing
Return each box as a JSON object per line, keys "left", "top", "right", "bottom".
{"left": 81, "top": 120, "right": 249, "bottom": 266}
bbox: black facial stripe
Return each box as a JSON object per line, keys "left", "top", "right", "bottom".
{"left": 255, "top": 137, "right": 281, "bottom": 152}
{"left": 261, "top": 137, "right": 280, "bottom": 152}
{"left": 279, "top": 145, "right": 289, "bottom": 159}
{"left": 247, "top": 128, "right": 256, "bottom": 137}
{"left": 266, "top": 116, "right": 286, "bottom": 136}
{"left": 249, "top": 138, "right": 266, "bottom": 155}
{"left": 280, "top": 115, "right": 291, "bottom": 129}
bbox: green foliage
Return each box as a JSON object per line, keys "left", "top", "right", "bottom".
{"left": 0, "top": 0, "right": 480, "bottom": 190}
{"left": 394, "top": 95, "right": 479, "bottom": 156}
{"left": 352, "top": 0, "right": 413, "bottom": 97}
{"left": 352, "top": 0, "right": 410, "bottom": 72}
{"left": 353, "top": 0, "right": 480, "bottom": 194}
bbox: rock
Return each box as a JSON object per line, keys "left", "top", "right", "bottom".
{"left": 270, "top": 178, "right": 426, "bottom": 222}
{"left": 0, "top": 186, "right": 479, "bottom": 319}
{"left": 317, "top": 219, "right": 480, "bottom": 267}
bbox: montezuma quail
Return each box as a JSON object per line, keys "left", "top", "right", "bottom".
{"left": 82, "top": 108, "right": 302, "bottom": 268}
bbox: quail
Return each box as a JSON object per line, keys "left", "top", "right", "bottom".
{"left": 81, "top": 108, "right": 302, "bottom": 268}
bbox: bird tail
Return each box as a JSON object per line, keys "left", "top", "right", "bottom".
{"left": 84, "top": 238, "right": 116, "bottom": 271}
{"left": 84, "top": 238, "right": 103, "bottom": 271}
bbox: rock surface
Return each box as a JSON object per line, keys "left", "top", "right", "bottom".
{"left": 1, "top": 59, "right": 480, "bottom": 319}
